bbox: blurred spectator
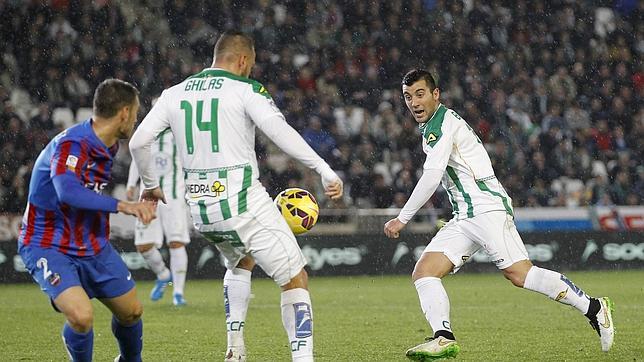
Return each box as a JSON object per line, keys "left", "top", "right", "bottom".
{"left": 612, "top": 126, "right": 629, "bottom": 152}
{"left": 590, "top": 119, "right": 615, "bottom": 156}
{"left": 393, "top": 169, "right": 417, "bottom": 197}
{"left": 347, "top": 160, "right": 373, "bottom": 207}
{"left": 29, "top": 103, "right": 55, "bottom": 130}
{"left": 64, "top": 70, "right": 91, "bottom": 109}
{"left": 334, "top": 104, "right": 366, "bottom": 138}
{"left": 527, "top": 179, "right": 553, "bottom": 207}
{"left": 541, "top": 103, "right": 565, "bottom": 133}
{"left": 564, "top": 100, "right": 591, "bottom": 131}
{"left": 302, "top": 116, "right": 338, "bottom": 161}
{"left": 187, "top": 18, "right": 216, "bottom": 59}
{"left": 273, "top": 159, "right": 303, "bottom": 192}
{"left": 525, "top": 152, "right": 559, "bottom": 187}
{"left": 547, "top": 66, "right": 577, "bottom": 103}
{"left": 551, "top": 168, "right": 586, "bottom": 207}
{"left": 609, "top": 169, "right": 632, "bottom": 205}
{"left": 588, "top": 174, "right": 614, "bottom": 206}
{"left": 371, "top": 173, "right": 394, "bottom": 208}
{"left": 48, "top": 13, "right": 77, "bottom": 40}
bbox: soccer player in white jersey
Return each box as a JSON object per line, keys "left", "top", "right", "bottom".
{"left": 126, "top": 127, "right": 190, "bottom": 306}
{"left": 129, "top": 31, "right": 343, "bottom": 362}
{"left": 383, "top": 69, "right": 614, "bottom": 360}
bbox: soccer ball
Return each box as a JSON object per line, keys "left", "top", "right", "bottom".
{"left": 274, "top": 188, "right": 319, "bottom": 235}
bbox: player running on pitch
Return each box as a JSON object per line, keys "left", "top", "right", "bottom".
{"left": 129, "top": 31, "right": 343, "bottom": 362}
{"left": 384, "top": 69, "right": 614, "bottom": 360}
{"left": 18, "top": 79, "right": 157, "bottom": 362}
{"left": 126, "top": 125, "right": 191, "bottom": 306}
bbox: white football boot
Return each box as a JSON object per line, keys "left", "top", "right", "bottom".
{"left": 588, "top": 297, "right": 615, "bottom": 352}
{"left": 405, "top": 336, "right": 460, "bottom": 361}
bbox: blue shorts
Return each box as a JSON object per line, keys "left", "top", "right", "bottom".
{"left": 19, "top": 242, "right": 135, "bottom": 302}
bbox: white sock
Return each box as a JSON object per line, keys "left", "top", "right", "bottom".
{"left": 523, "top": 266, "right": 591, "bottom": 314}
{"left": 223, "top": 268, "right": 252, "bottom": 350}
{"left": 141, "top": 247, "right": 170, "bottom": 280}
{"left": 281, "top": 288, "right": 314, "bottom": 362}
{"left": 414, "top": 277, "right": 453, "bottom": 336}
{"left": 170, "top": 246, "right": 188, "bottom": 295}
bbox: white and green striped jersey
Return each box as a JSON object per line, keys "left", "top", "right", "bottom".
{"left": 130, "top": 68, "right": 337, "bottom": 224}
{"left": 399, "top": 104, "right": 513, "bottom": 222}
{"left": 127, "top": 129, "right": 183, "bottom": 200}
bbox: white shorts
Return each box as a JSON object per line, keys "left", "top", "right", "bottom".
{"left": 425, "top": 210, "right": 529, "bottom": 272}
{"left": 194, "top": 188, "right": 306, "bottom": 286}
{"left": 134, "top": 197, "right": 191, "bottom": 247}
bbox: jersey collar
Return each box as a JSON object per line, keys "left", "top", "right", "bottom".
{"left": 418, "top": 103, "right": 445, "bottom": 132}
{"left": 86, "top": 119, "right": 116, "bottom": 154}
{"left": 189, "top": 67, "right": 246, "bottom": 81}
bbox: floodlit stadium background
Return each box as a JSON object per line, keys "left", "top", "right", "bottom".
{"left": 0, "top": 1, "right": 643, "bottom": 360}
{"left": 0, "top": 1, "right": 641, "bottom": 215}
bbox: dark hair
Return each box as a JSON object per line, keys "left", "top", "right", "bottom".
{"left": 214, "top": 30, "right": 255, "bottom": 57}
{"left": 93, "top": 79, "right": 139, "bottom": 118}
{"left": 402, "top": 69, "right": 438, "bottom": 90}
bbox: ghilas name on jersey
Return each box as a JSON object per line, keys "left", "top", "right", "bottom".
{"left": 184, "top": 78, "right": 224, "bottom": 92}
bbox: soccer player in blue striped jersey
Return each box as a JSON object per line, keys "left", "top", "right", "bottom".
{"left": 18, "top": 79, "right": 158, "bottom": 362}
{"left": 384, "top": 69, "right": 614, "bottom": 360}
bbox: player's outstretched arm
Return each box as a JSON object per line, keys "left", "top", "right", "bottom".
{"left": 255, "top": 113, "right": 344, "bottom": 199}
{"left": 129, "top": 128, "right": 161, "bottom": 190}
{"left": 245, "top": 88, "right": 344, "bottom": 199}
{"left": 125, "top": 160, "right": 140, "bottom": 201}
{"left": 117, "top": 200, "right": 157, "bottom": 225}
{"left": 52, "top": 173, "right": 119, "bottom": 212}
{"left": 50, "top": 140, "right": 124, "bottom": 212}
{"left": 397, "top": 169, "right": 443, "bottom": 224}
{"left": 128, "top": 144, "right": 166, "bottom": 203}
{"left": 129, "top": 91, "right": 171, "bottom": 190}
{"left": 383, "top": 168, "right": 443, "bottom": 239}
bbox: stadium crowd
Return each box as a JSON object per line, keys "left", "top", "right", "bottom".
{"left": 0, "top": 0, "right": 642, "bottom": 214}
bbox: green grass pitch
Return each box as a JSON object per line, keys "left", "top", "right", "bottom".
{"left": 1, "top": 270, "right": 642, "bottom": 361}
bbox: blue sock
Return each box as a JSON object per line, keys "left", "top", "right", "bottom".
{"left": 62, "top": 323, "right": 93, "bottom": 362}
{"left": 111, "top": 316, "right": 143, "bottom": 362}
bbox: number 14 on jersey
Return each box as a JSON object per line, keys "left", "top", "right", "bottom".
{"left": 181, "top": 98, "right": 220, "bottom": 154}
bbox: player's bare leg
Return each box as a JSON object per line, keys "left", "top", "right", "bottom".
{"left": 169, "top": 241, "right": 188, "bottom": 306}
{"left": 406, "top": 252, "right": 460, "bottom": 361}
{"left": 224, "top": 256, "right": 254, "bottom": 362}
{"left": 280, "top": 268, "right": 313, "bottom": 362}
{"left": 100, "top": 288, "right": 144, "bottom": 362}
{"left": 55, "top": 286, "right": 95, "bottom": 361}
{"left": 506, "top": 260, "right": 615, "bottom": 352}
{"left": 137, "top": 243, "right": 172, "bottom": 301}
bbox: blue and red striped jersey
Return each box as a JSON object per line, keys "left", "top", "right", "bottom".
{"left": 18, "top": 119, "right": 120, "bottom": 256}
